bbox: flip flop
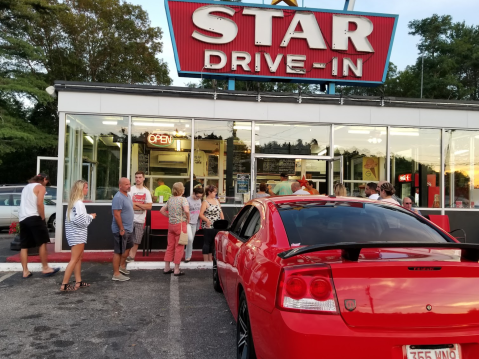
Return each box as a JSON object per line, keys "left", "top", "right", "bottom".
{"left": 42, "top": 268, "right": 60, "bottom": 277}
{"left": 22, "top": 272, "right": 33, "bottom": 279}
{"left": 174, "top": 272, "right": 185, "bottom": 276}
{"left": 163, "top": 269, "right": 174, "bottom": 274}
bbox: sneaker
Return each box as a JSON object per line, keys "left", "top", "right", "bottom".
{"left": 119, "top": 267, "right": 130, "bottom": 275}
{"left": 112, "top": 273, "right": 130, "bottom": 281}
{"left": 125, "top": 256, "right": 134, "bottom": 263}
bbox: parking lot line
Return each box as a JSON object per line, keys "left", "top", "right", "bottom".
{"left": 168, "top": 275, "right": 185, "bottom": 358}
{"left": 0, "top": 272, "right": 15, "bottom": 282}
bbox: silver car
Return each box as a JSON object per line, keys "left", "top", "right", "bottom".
{"left": 0, "top": 193, "right": 56, "bottom": 230}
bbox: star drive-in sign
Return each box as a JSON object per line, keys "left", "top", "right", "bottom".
{"left": 165, "top": 0, "right": 398, "bottom": 85}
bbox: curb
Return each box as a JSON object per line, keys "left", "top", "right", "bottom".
{"left": 0, "top": 262, "right": 213, "bottom": 272}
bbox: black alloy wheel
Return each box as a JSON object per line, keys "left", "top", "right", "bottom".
{"left": 213, "top": 250, "right": 223, "bottom": 293}
{"left": 48, "top": 214, "right": 56, "bottom": 230}
{"left": 237, "top": 291, "right": 257, "bottom": 359}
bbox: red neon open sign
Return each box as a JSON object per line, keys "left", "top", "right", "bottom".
{"left": 148, "top": 133, "right": 172, "bottom": 147}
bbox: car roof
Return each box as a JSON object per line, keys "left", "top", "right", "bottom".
{"left": 252, "top": 195, "right": 384, "bottom": 206}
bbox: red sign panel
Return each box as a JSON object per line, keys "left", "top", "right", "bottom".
{"left": 398, "top": 174, "right": 412, "bottom": 183}
{"left": 165, "top": 0, "right": 398, "bottom": 85}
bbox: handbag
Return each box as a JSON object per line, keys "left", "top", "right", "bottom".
{"left": 178, "top": 206, "right": 188, "bottom": 246}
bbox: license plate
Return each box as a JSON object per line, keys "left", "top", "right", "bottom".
{"left": 406, "top": 344, "right": 461, "bottom": 359}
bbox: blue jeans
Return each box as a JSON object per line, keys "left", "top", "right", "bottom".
{"left": 185, "top": 223, "right": 197, "bottom": 260}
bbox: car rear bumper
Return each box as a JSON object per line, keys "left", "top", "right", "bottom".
{"left": 250, "top": 305, "right": 479, "bottom": 359}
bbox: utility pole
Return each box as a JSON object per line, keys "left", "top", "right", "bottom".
{"left": 421, "top": 56, "right": 424, "bottom": 99}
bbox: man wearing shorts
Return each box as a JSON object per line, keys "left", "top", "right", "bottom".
{"left": 111, "top": 177, "right": 134, "bottom": 281}
{"left": 126, "top": 171, "right": 152, "bottom": 263}
{"left": 19, "top": 173, "right": 59, "bottom": 278}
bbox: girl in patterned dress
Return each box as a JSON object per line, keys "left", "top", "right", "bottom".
{"left": 199, "top": 185, "right": 224, "bottom": 261}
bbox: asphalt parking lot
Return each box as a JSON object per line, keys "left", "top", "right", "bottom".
{"left": 0, "top": 235, "right": 236, "bottom": 359}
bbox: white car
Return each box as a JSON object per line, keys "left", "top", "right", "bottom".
{"left": 0, "top": 193, "right": 56, "bottom": 230}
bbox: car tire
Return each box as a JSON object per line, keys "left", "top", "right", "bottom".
{"left": 237, "top": 291, "right": 257, "bottom": 359}
{"left": 48, "top": 214, "right": 56, "bottom": 230}
{"left": 213, "top": 250, "right": 223, "bottom": 293}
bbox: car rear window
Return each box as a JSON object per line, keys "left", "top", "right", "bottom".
{"left": 278, "top": 201, "right": 449, "bottom": 246}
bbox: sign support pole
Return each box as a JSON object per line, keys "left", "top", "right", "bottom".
{"left": 327, "top": 83, "right": 335, "bottom": 95}
{"left": 228, "top": 78, "right": 235, "bottom": 91}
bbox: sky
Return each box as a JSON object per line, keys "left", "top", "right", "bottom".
{"left": 128, "top": 0, "right": 479, "bottom": 86}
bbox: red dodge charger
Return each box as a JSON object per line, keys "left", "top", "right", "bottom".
{"left": 213, "top": 196, "right": 479, "bottom": 359}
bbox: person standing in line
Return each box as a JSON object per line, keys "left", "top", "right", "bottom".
{"left": 272, "top": 173, "right": 293, "bottom": 196}
{"left": 291, "top": 182, "right": 311, "bottom": 195}
{"left": 199, "top": 185, "right": 224, "bottom": 262}
{"left": 403, "top": 197, "right": 422, "bottom": 215}
{"left": 255, "top": 183, "right": 270, "bottom": 198}
{"left": 184, "top": 174, "right": 201, "bottom": 198}
{"left": 365, "top": 182, "right": 380, "bottom": 200}
{"left": 305, "top": 181, "right": 320, "bottom": 195}
{"left": 126, "top": 171, "right": 152, "bottom": 263}
{"left": 153, "top": 178, "right": 171, "bottom": 203}
{"left": 111, "top": 177, "right": 134, "bottom": 281}
{"left": 378, "top": 182, "right": 400, "bottom": 205}
{"left": 334, "top": 183, "right": 347, "bottom": 196}
{"left": 160, "top": 182, "right": 190, "bottom": 276}
{"left": 185, "top": 186, "right": 204, "bottom": 262}
{"left": 377, "top": 180, "right": 402, "bottom": 205}
{"left": 61, "top": 180, "right": 96, "bottom": 291}
{"left": 18, "top": 173, "right": 59, "bottom": 279}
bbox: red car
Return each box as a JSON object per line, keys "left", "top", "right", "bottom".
{"left": 213, "top": 196, "right": 479, "bottom": 359}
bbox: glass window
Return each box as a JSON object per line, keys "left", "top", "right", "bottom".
{"left": 194, "top": 120, "right": 252, "bottom": 204}
{"left": 243, "top": 208, "right": 261, "bottom": 239}
{"left": 64, "top": 114, "right": 128, "bottom": 202}
{"left": 130, "top": 117, "right": 191, "bottom": 203}
{"left": 390, "top": 128, "right": 441, "bottom": 208}
{"left": 333, "top": 126, "right": 387, "bottom": 197}
{"left": 255, "top": 123, "right": 330, "bottom": 194}
{"left": 444, "top": 130, "right": 478, "bottom": 208}
{"left": 278, "top": 201, "right": 449, "bottom": 246}
{"left": 230, "top": 205, "right": 252, "bottom": 236}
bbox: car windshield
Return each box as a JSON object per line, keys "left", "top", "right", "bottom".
{"left": 277, "top": 201, "right": 449, "bottom": 246}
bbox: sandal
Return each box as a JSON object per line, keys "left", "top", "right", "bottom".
{"left": 163, "top": 269, "right": 174, "bottom": 274}
{"left": 60, "top": 283, "right": 77, "bottom": 292}
{"left": 75, "top": 281, "right": 90, "bottom": 288}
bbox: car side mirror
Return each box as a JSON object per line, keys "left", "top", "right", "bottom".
{"left": 213, "top": 220, "right": 229, "bottom": 230}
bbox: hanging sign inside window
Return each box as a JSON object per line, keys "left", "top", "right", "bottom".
{"left": 398, "top": 174, "right": 412, "bottom": 183}
{"left": 236, "top": 174, "right": 250, "bottom": 194}
{"left": 148, "top": 133, "right": 173, "bottom": 147}
{"left": 165, "top": 0, "right": 398, "bottom": 85}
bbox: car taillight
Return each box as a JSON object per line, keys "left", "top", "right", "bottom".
{"left": 276, "top": 265, "right": 339, "bottom": 314}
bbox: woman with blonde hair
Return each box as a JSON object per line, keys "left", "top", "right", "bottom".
{"left": 160, "top": 182, "right": 190, "bottom": 276}
{"left": 334, "top": 182, "right": 347, "bottom": 197}
{"left": 60, "top": 180, "right": 96, "bottom": 291}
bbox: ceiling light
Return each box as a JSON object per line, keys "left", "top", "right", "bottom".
{"left": 85, "top": 136, "right": 93, "bottom": 144}
{"left": 348, "top": 130, "right": 370, "bottom": 134}
{"left": 233, "top": 125, "right": 259, "bottom": 131}
{"left": 103, "top": 121, "right": 118, "bottom": 125}
{"left": 176, "top": 140, "right": 181, "bottom": 152}
{"left": 116, "top": 143, "right": 121, "bottom": 148}
{"left": 133, "top": 122, "right": 175, "bottom": 127}
{"left": 368, "top": 138, "right": 382, "bottom": 144}
{"left": 390, "top": 131, "right": 419, "bottom": 136}
{"left": 454, "top": 150, "right": 469, "bottom": 155}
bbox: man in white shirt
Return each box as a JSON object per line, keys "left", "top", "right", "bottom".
{"left": 126, "top": 171, "right": 152, "bottom": 263}
{"left": 291, "top": 182, "right": 311, "bottom": 195}
{"left": 365, "top": 182, "right": 379, "bottom": 200}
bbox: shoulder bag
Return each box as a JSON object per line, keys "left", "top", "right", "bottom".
{"left": 178, "top": 199, "right": 188, "bottom": 246}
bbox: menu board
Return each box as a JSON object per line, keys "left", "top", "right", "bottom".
{"left": 233, "top": 151, "right": 250, "bottom": 174}
{"left": 208, "top": 155, "right": 218, "bottom": 176}
{"left": 138, "top": 153, "right": 149, "bottom": 174}
{"left": 258, "top": 158, "right": 295, "bottom": 175}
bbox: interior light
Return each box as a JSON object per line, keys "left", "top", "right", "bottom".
{"left": 390, "top": 131, "right": 419, "bottom": 136}
{"left": 318, "top": 149, "right": 327, "bottom": 155}
{"left": 103, "top": 121, "right": 118, "bottom": 125}
{"left": 348, "top": 130, "right": 370, "bottom": 134}
{"left": 133, "top": 122, "right": 175, "bottom": 127}
{"left": 116, "top": 143, "right": 121, "bottom": 148}
{"left": 233, "top": 125, "right": 260, "bottom": 131}
{"left": 185, "top": 124, "right": 190, "bottom": 128}
{"left": 176, "top": 140, "right": 181, "bottom": 152}
{"left": 368, "top": 138, "right": 382, "bottom": 144}
{"left": 454, "top": 150, "right": 469, "bottom": 155}
{"left": 85, "top": 136, "right": 94, "bottom": 144}
{"left": 66, "top": 119, "right": 70, "bottom": 124}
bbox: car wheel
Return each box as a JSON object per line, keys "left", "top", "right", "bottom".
{"left": 213, "top": 250, "right": 223, "bottom": 293}
{"left": 237, "top": 291, "right": 257, "bottom": 359}
{"left": 48, "top": 214, "right": 56, "bottom": 230}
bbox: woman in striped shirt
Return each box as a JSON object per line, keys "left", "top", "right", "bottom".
{"left": 60, "top": 180, "right": 96, "bottom": 291}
